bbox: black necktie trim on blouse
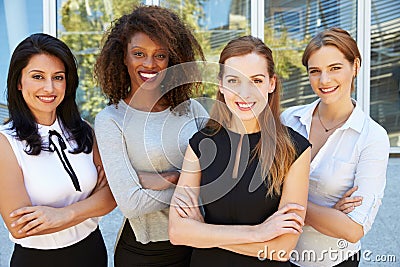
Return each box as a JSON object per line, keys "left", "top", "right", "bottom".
{"left": 48, "top": 130, "right": 81, "bottom": 192}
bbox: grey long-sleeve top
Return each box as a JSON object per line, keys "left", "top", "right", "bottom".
{"left": 95, "top": 99, "right": 208, "bottom": 243}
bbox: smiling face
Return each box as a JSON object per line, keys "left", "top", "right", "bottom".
{"left": 19, "top": 54, "right": 66, "bottom": 125}
{"left": 124, "top": 32, "right": 169, "bottom": 93}
{"left": 220, "top": 52, "right": 276, "bottom": 128}
{"left": 307, "top": 45, "right": 358, "bottom": 105}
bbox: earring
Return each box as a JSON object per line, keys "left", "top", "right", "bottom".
{"left": 220, "top": 90, "right": 224, "bottom": 94}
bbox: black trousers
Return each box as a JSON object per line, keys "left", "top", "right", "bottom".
{"left": 114, "top": 220, "right": 192, "bottom": 267}
{"left": 290, "top": 250, "right": 360, "bottom": 267}
{"left": 10, "top": 227, "right": 107, "bottom": 267}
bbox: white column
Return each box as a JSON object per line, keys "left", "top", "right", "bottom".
{"left": 251, "top": 0, "right": 264, "bottom": 41}
{"left": 43, "top": 0, "right": 57, "bottom": 36}
{"left": 356, "top": 0, "right": 371, "bottom": 115}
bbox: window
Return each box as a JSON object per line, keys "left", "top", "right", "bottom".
{"left": 370, "top": 0, "right": 400, "bottom": 148}
{"left": 0, "top": 0, "right": 43, "bottom": 122}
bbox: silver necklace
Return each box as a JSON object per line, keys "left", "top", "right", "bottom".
{"left": 317, "top": 106, "right": 348, "bottom": 132}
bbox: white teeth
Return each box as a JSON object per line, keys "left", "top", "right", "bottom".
{"left": 39, "top": 96, "right": 56, "bottom": 101}
{"left": 320, "top": 86, "right": 337, "bottom": 93}
{"left": 237, "top": 102, "right": 254, "bottom": 108}
{"left": 140, "top": 72, "right": 157, "bottom": 79}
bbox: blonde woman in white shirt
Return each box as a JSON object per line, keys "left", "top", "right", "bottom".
{"left": 281, "top": 28, "right": 390, "bottom": 267}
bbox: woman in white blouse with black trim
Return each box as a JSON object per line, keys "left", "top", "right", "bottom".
{"left": 0, "top": 33, "right": 116, "bottom": 267}
{"left": 281, "top": 28, "right": 390, "bottom": 267}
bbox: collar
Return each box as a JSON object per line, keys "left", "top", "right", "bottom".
{"left": 37, "top": 118, "right": 63, "bottom": 138}
{"left": 341, "top": 100, "right": 365, "bottom": 133}
{"left": 293, "top": 99, "right": 365, "bottom": 134}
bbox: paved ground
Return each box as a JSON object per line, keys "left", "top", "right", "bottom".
{"left": 0, "top": 158, "right": 399, "bottom": 266}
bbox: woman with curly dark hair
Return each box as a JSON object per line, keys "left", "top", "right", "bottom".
{"left": 94, "top": 5, "right": 208, "bottom": 266}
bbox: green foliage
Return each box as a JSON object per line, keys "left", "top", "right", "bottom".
{"left": 264, "top": 25, "right": 308, "bottom": 80}
{"left": 59, "top": 0, "right": 140, "bottom": 123}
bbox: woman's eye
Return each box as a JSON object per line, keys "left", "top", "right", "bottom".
{"left": 227, "top": 79, "right": 238, "bottom": 84}
{"left": 133, "top": 51, "right": 144, "bottom": 57}
{"left": 253, "top": 79, "right": 263, "bottom": 84}
{"left": 332, "top": 66, "right": 341, "bottom": 71}
{"left": 54, "top": 75, "right": 65, "bottom": 81}
{"left": 155, "top": 54, "right": 167, "bottom": 59}
{"left": 32, "top": 74, "right": 44, "bottom": 80}
{"left": 309, "top": 69, "right": 319, "bottom": 74}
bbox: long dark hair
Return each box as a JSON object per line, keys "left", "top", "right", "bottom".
{"left": 6, "top": 33, "right": 93, "bottom": 155}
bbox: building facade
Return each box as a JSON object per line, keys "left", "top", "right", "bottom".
{"left": 1, "top": 0, "right": 399, "bottom": 152}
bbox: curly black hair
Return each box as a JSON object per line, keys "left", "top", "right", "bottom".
{"left": 94, "top": 5, "right": 205, "bottom": 111}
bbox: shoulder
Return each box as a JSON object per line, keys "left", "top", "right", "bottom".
{"left": 190, "top": 128, "right": 211, "bottom": 144}
{"left": 286, "top": 126, "right": 311, "bottom": 157}
{"left": 281, "top": 104, "right": 308, "bottom": 119}
{"left": 188, "top": 98, "right": 210, "bottom": 129}
{"left": 189, "top": 99, "right": 209, "bottom": 115}
{"left": 95, "top": 103, "right": 124, "bottom": 125}
{"left": 0, "top": 122, "right": 14, "bottom": 138}
{"left": 96, "top": 103, "right": 120, "bottom": 118}
{"left": 366, "top": 116, "right": 388, "bottom": 137}
{"left": 363, "top": 116, "right": 390, "bottom": 147}
{"left": 280, "top": 104, "right": 311, "bottom": 127}
{"left": 0, "top": 123, "right": 19, "bottom": 157}
{"left": 189, "top": 127, "right": 223, "bottom": 155}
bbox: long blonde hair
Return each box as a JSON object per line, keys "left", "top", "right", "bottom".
{"left": 205, "top": 36, "right": 296, "bottom": 196}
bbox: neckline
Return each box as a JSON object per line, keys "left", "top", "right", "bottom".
{"left": 38, "top": 118, "right": 61, "bottom": 137}
{"left": 225, "top": 127, "right": 261, "bottom": 137}
{"left": 120, "top": 99, "right": 171, "bottom": 115}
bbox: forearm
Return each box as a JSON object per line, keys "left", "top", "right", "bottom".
{"left": 104, "top": 161, "right": 176, "bottom": 218}
{"left": 169, "top": 216, "right": 259, "bottom": 248}
{"left": 306, "top": 202, "right": 363, "bottom": 243}
{"left": 32, "top": 186, "right": 116, "bottom": 236}
{"left": 221, "top": 233, "right": 299, "bottom": 261}
{"left": 138, "top": 171, "right": 179, "bottom": 190}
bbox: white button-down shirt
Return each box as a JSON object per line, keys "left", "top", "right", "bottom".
{"left": 281, "top": 99, "right": 390, "bottom": 267}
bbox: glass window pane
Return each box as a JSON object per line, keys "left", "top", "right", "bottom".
{"left": 370, "top": 0, "right": 400, "bottom": 148}
{"left": 159, "top": 0, "right": 251, "bottom": 62}
{"left": 0, "top": 0, "right": 43, "bottom": 122}
{"left": 56, "top": 0, "right": 143, "bottom": 122}
{"left": 263, "top": 0, "right": 357, "bottom": 108}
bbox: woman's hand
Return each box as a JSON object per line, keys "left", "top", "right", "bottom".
{"left": 9, "top": 205, "right": 73, "bottom": 236}
{"left": 138, "top": 171, "right": 180, "bottom": 190}
{"left": 334, "top": 186, "right": 363, "bottom": 214}
{"left": 255, "top": 203, "right": 305, "bottom": 242}
{"left": 173, "top": 186, "right": 204, "bottom": 223}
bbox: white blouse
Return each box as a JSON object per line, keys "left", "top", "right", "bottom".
{"left": 281, "top": 99, "right": 390, "bottom": 267}
{"left": 0, "top": 118, "right": 99, "bottom": 249}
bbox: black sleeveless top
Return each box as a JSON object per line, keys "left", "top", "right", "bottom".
{"left": 188, "top": 126, "right": 310, "bottom": 267}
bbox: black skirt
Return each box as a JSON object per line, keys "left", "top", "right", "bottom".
{"left": 10, "top": 227, "right": 107, "bottom": 267}
{"left": 114, "top": 220, "right": 192, "bottom": 267}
